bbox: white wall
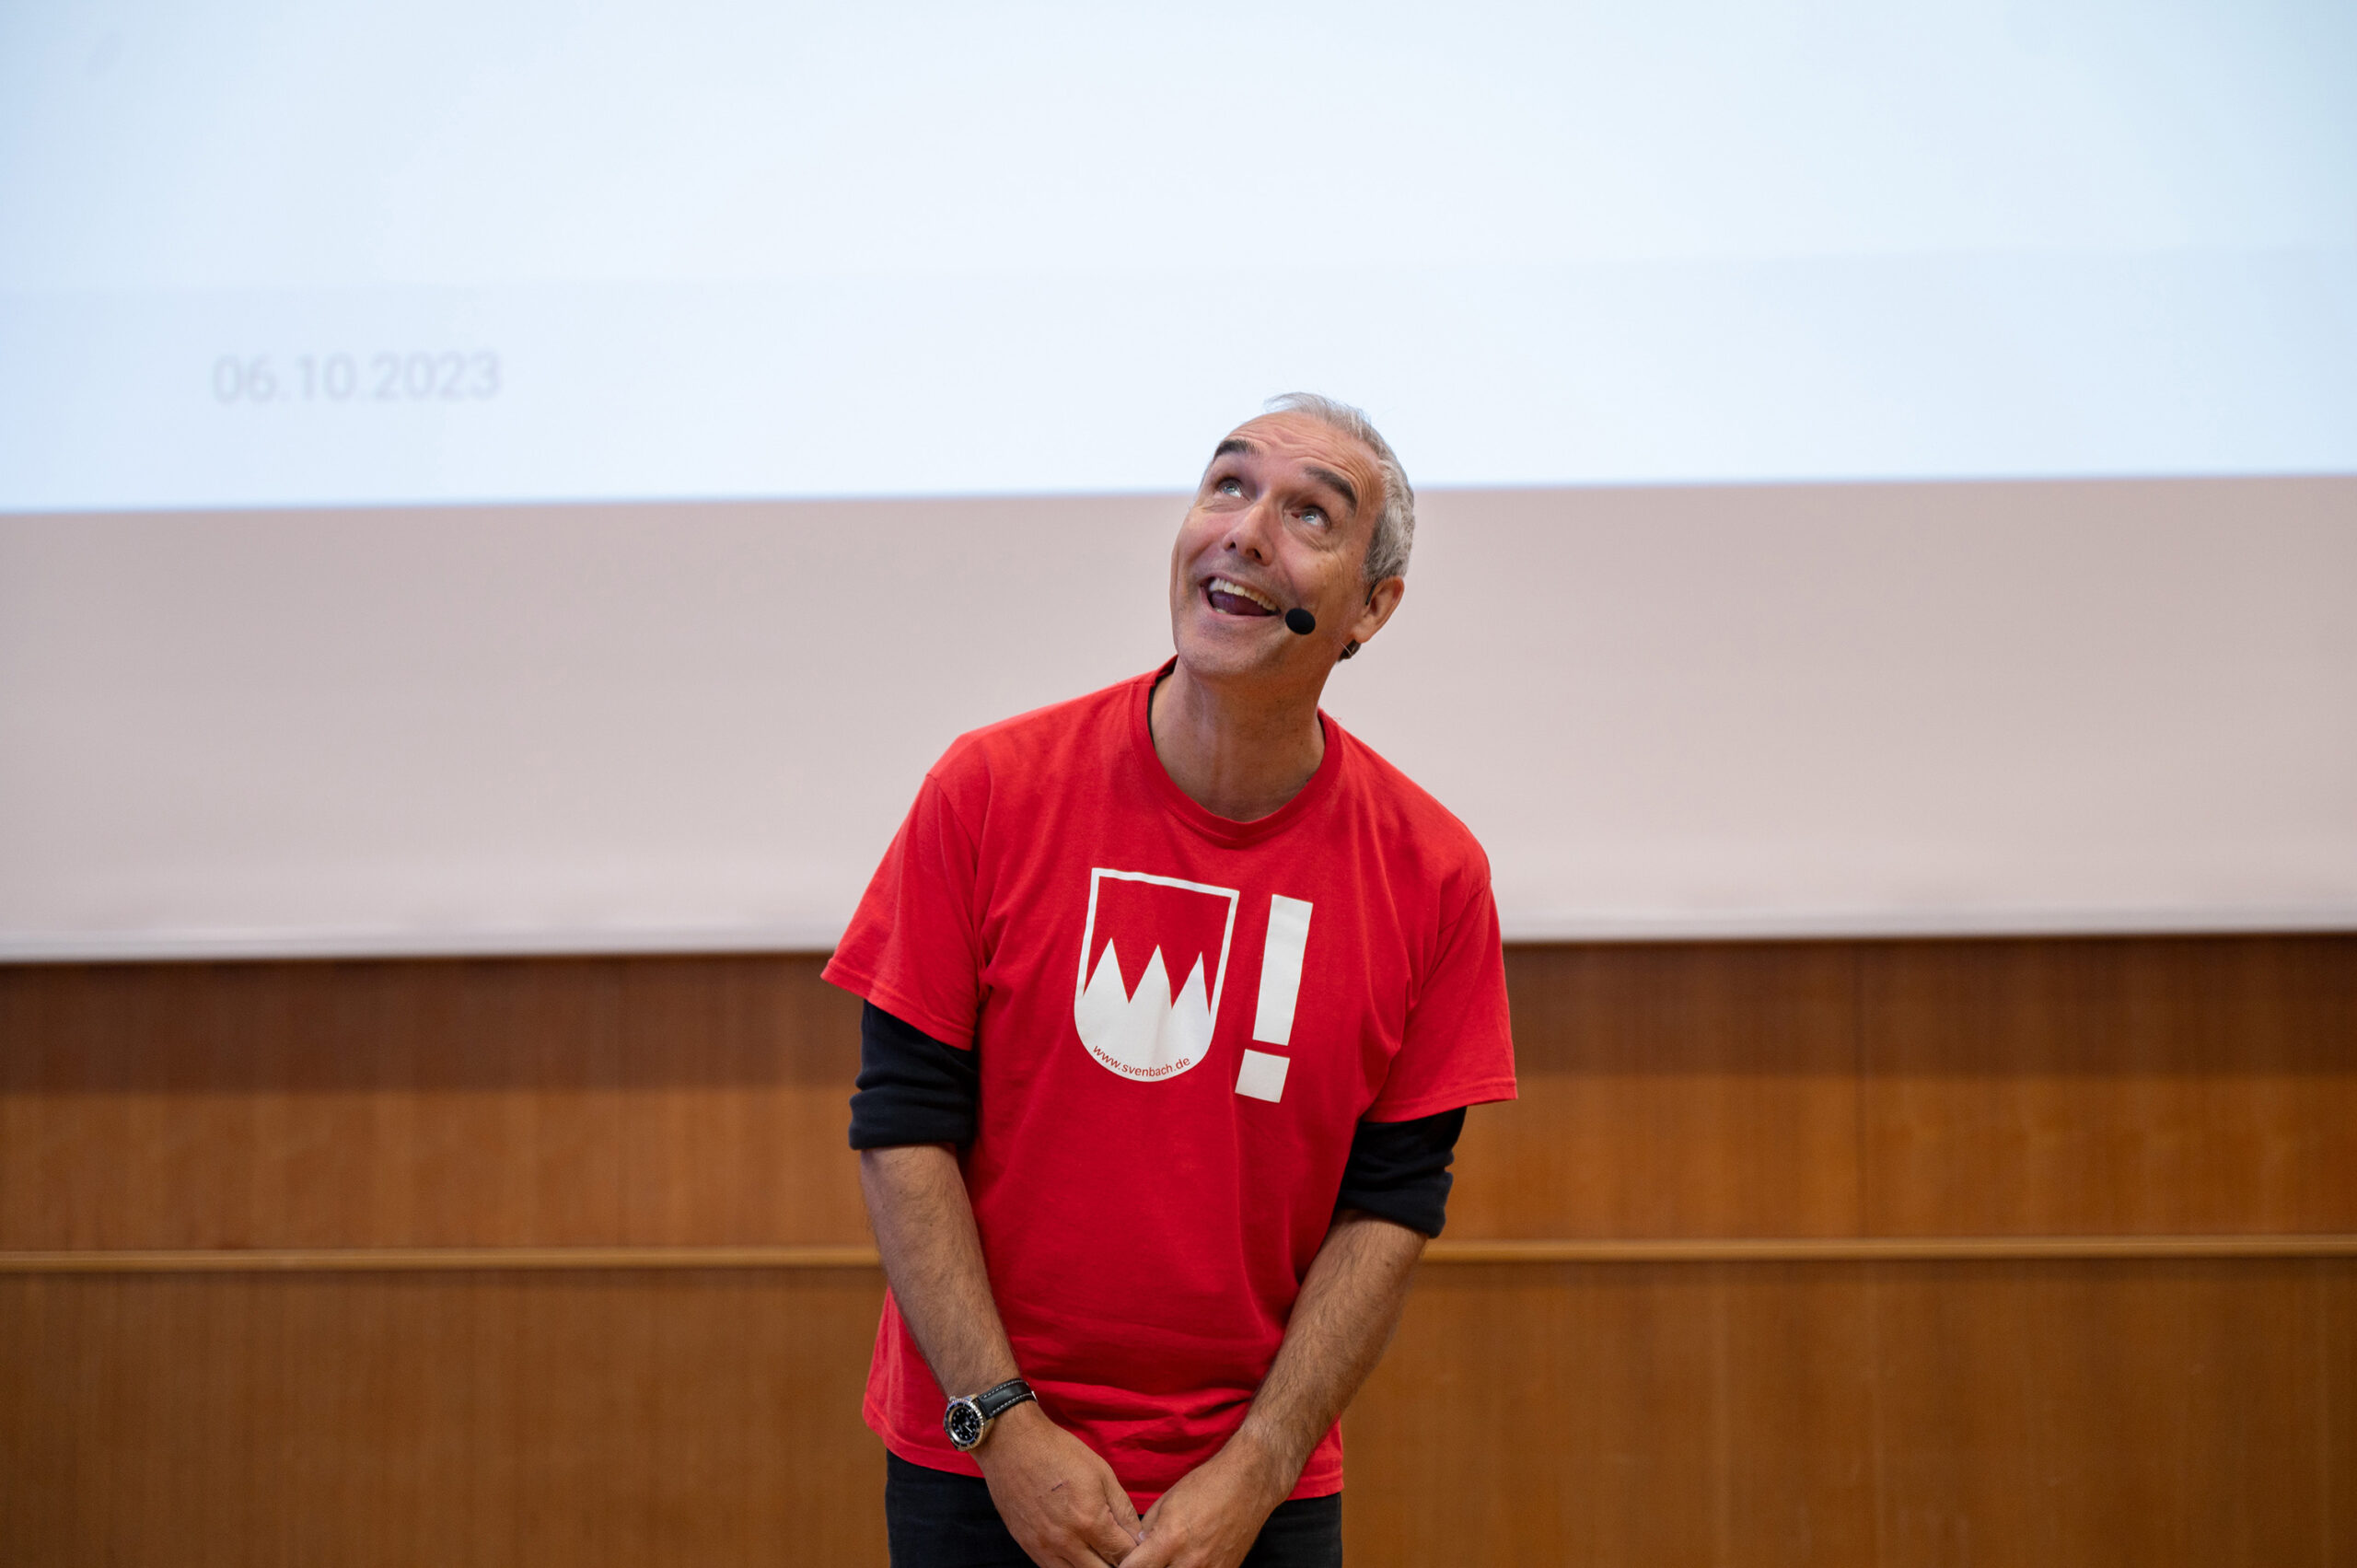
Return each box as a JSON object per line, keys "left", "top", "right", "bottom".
{"left": 12, "top": 2, "right": 2357, "bottom": 512}
{"left": 3, "top": 476, "right": 2352, "bottom": 958}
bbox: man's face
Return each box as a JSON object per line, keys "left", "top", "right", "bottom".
{"left": 1167, "top": 412, "right": 1403, "bottom": 682}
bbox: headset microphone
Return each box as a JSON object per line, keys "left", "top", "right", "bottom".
{"left": 1283, "top": 607, "right": 1317, "bottom": 635}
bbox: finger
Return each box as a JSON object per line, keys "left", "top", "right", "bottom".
{"left": 1106, "top": 1478, "right": 1146, "bottom": 1538}
{"left": 1084, "top": 1501, "right": 1142, "bottom": 1563}
{"left": 1042, "top": 1525, "right": 1128, "bottom": 1568}
{"left": 1116, "top": 1536, "right": 1170, "bottom": 1568}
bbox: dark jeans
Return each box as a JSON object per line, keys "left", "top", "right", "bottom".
{"left": 886, "top": 1453, "right": 1342, "bottom": 1567}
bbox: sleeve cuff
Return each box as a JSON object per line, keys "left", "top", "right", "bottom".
{"left": 848, "top": 1002, "right": 981, "bottom": 1150}
{"left": 1333, "top": 1107, "right": 1467, "bottom": 1237}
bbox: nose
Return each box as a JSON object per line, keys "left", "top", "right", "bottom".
{"left": 1221, "top": 494, "right": 1279, "bottom": 563}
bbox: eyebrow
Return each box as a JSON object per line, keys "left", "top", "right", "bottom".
{"left": 1205, "top": 438, "right": 1358, "bottom": 515}
{"left": 1303, "top": 465, "right": 1359, "bottom": 515}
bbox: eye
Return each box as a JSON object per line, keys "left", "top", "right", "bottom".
{"left": 1215, "top": 477, "right": 1244, "bottom": 497}
{"left": 1300, "top": 505, "right": 1328, "bottom": 527}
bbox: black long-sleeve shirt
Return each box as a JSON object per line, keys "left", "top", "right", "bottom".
{"left": 848, "top": 1001, "right": 1464, "bottom": 1237}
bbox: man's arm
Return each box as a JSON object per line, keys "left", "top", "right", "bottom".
{"left": 1120, "top": 1208, "right": 1428, "bottom": 1568}
{"left": 858, "top": 1144, "right": 1144, "bottom": 1567}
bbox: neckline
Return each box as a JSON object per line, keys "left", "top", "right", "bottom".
{"left": 1129, "top": 660, "right": 1343, "bottom": 848}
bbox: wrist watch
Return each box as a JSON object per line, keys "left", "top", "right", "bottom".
{"left": 944, "top": 1377, "right": 1036, "bottom": 1452}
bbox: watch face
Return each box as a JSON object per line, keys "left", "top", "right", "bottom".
{"left": 946, "top": 1400, "right": 984, "bottom": 1448}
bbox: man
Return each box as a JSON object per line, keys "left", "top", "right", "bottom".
{"left": 825, "top": 393, "right": 1516, "bottom": 1567}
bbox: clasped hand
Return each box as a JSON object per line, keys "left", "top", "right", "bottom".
{"left": 974, "top": 1400, "right": 1142, "bottom": 1567}
{"left": 977, "top": 1405, "right": 1289, "bottom": 1568}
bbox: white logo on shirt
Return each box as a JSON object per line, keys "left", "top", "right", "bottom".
{"left": 1073, "top": 869, "right": 1238, "bottom": 1081}
{"left": 1236, "top": 895, "right": 1314, "bottom": 1103}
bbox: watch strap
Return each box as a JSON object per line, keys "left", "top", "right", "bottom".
{"left": 944, "top": 1376, "right": 1036, "bottom": 1452}
{"left": 971, "top": 1376, "right": 1035, "bottom": 1422}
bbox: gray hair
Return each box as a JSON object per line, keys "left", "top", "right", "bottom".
{"left": 1263, "top": 391, "right": 1416, "bottom": 585}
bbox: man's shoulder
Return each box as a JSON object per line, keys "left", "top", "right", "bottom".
{"left": 926, "top": 670, "right": 1143, "bottom": 787}
{"left": 1329, "top": 717, "right": 1492, "bottom": 880}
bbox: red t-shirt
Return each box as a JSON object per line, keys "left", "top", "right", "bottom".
{"left": 822, "top": 666, "right": 1516, "bottom": 1506}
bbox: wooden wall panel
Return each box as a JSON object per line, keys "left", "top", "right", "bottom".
{"left": 6, "top": 938, "right": 2351, "bottom": 1251}
{"left": 1860, "top": 1260, "right": 2334, "bottom": 1566}
{"left": 0, "top": 957, "right": 866, "bottom": 1250}
{"left": 1341, "top": 1262, "right": 1882, "bottom": 1566}
{"left": 1857, "top": 938, "right": 2357, "bottom": 1236}
{"left": 1452, "top": 945, "right": 1864, "bottom": 1239}
{"left": 2330, "top": 1266, "right": 2357, "bottom": 1568}
{"left": 3, "top": 935, "right": 2353, "bottom": 1566}
{"left": 1341, "top": 1260, "right": 2353, "bottom": 1568}
{"left": 0, "top": 1270, "right": 889, "bottom": 1568}
{"left": 7, "top": 1262, "right": 2345, "bottom": 1568}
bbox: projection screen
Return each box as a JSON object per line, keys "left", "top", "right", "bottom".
{"left": 3, "top": 0, "right": 2352, "bottom": 956}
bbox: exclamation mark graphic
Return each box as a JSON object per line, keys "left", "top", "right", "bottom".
{"left": 1237, "top": 895, "right": 1312, "bottom": 1102}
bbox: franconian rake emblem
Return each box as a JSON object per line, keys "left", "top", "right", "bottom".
{"left": 1073, "top": 869, "right": 1239, "bottom": 1081}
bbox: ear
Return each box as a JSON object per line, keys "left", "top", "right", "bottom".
{"left": 1347, "top": 575, "right": 1406, "bottom": 649}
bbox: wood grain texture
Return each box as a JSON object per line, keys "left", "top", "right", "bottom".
{"left": 6, "top": 938, "right": 2351, "bottom": 1250}
{"left": 1860, "top": 1260, "right": 2332, "bottom": 1566}
{"left": 1452, "top": 935, "right": 2357, "bottom": 1242}
{"left": 15, "top": 1233, "right": 2357, "bottom": 1276}
{"left": 0, "top": 956, "right": 866, "bottom": 1250}
{"left": 0, "top": 1270, "right": 889, "bottom": 1568}
{"left": 2329, "top": 1263, "right": 2357, "bottom": 1568}
{"left": 6, "top": 1260, "right": 2347, "bottom": 1568}
{"left": 1341, "top": 1261, "right": 1879, "bottom": 1566}
{"left": 1857, "top": 937, "right": 2357, "bottom": 1236}
{"left": 3, "top": 935, "right": 2354, "bottom": 1566}
{"left": 1341, "top": 1259, "right": 2355, "bottom": 1568}
{"left": 1450, "top": 944, "right": 1864, "bottom": 1238}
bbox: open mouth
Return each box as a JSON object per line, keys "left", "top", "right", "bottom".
{"left": 1204, "top": 575, "right": 1280, "bottom": 618}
